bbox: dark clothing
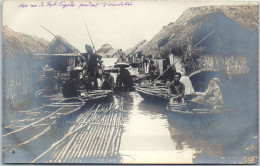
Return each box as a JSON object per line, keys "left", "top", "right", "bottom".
{"left": 102, "top": 75, "right": 115, "bottom": 90}
{"left": 62, "top": 78, "right": 79, "bottom": 98}
{"left": 88, "top": 53, "right": 98, "bottom": 69}
{"left": 149, "top": 64, "right": 156, "bottom": 82}
{"left": 164, "top": 65, "right": 176, "bottom": 82}
{"left": 168, "top": 82, "right": 185, "bottom": 98}
{"left": 87, "top": 53, "right": 100, "bottom": 89}
{"left": 116, "top": 68, "right": 133, "bottom": 90}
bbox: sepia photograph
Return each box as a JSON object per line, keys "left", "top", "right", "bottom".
{"left": 2, "top": 0, "right": 259, "bottom": 164}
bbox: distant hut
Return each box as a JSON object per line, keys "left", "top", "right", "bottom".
{"left": 35, "top": 36, "right": 83, "bottom": 76}
{"left": 96, "top": 44, "right": 118, "bottom": 58}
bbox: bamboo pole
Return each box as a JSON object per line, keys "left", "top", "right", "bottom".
{"left": 32, "top": 105, "right": 109, "bottom": 163}
{"left": 92, "top": 113, "right": 111, "bottom": 157}
{"left": 84, "top": 115, "right": 102, "bottom": 158}
{"left": 68, "top": 111, "right": 97, "bottom": 161}
{"left": 101, "top": 112, "right": 118, "bottom": 158}
{"left": 78, "top": 111, "right": 101, "bottom": 159}
{"left": 89, "top": 111, "right": 111, "bottom": 157}
{"left": 87, "top": 110, "right": 112, "bottom": 158}
{"left": 4, "top": 108, "right": 63, "bottom": 137}
{"left": 85, "top": 115, "right": 105, "bottom": 158}
{"left": 115, "top": 113, "right": 124, "bottom": 155}
{"left": 69, "top": 107, "right": 99, "bottom": 160}
{"left": 109, "top": 112, "right": 121, "bottom": 157}
{"left": 18, "top": 106, "right": 44, "bottom": 113}
{"left": 58, "top": 108, "right": 92, "bottom": 162}
{"left": 75, "top": 112, "right": 102, "bottom": 159}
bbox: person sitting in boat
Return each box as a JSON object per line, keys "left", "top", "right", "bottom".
{"left": 168, "top": 72, "right": 185, "bottom": 104}
{"left": 191, "top": 78, "right": 224, "bottom": 109}
{"left": 62, "top": 70, "right": 80, "bottom": 98}
{"left": 101, "top": 72, "right": 115, "bottom": 90}
{"left": 40, "top": 66, "right": 59, "bottom": 95}
{"left": 116, "top": 67, "right": 134, "bottom": 91}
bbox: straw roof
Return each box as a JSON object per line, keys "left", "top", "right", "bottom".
{"left": 124, "top": 40, "right": 147, "bottom": 56}
{"left": 139, "top": 5, "right": 258, "bottom": 57}
{"left": 2, "top": 25, "right": 49, "bottom": 58}
{"left": 46, "top": 36, "right": 81, "bottom": 55}
{"left": 96, "top": 44, "right": 118, "bottom": 57}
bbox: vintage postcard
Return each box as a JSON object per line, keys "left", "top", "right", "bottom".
{"left": 2, "top": 0, "right": 259, "bottom": 164}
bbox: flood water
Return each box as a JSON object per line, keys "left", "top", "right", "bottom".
{"left": 102, "top": 58, "right": 258, "bottom": 164}
{"left": 119, "top": 92, "right": 194, "bottom": 163}
{"left": 117, "top": 92, "right": 258, "bottom": 164}
{"left": 2, "top": 58, "right": 257, "bottom": 164}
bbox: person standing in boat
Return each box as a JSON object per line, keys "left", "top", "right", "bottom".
{"left": 168, "top": 72, "right": 185, "bottom": 104}
{"left": 85, "top": 45, "right": 99, "bottom": 89}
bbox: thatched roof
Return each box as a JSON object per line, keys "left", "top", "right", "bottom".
{"left": 46, "top": 36, "right": 81, "bottom": 55}
{"left": 124, "top": 40, "right": 147, "bottom": 56}
{"left": 139, "top": 5, "right": 258, "bottom": 57}
{"left": 2, "top": 25, "right": 49, "bottom": 57}
{"left": 96, "top": 44, "right": 118, "bottom": 57}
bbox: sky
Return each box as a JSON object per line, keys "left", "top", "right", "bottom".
{"left": 3, "top": 0, "right": 258, "bottom": 52}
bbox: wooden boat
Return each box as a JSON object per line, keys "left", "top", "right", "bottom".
{"left": 135, "top": 85, "right": 169, "bottom": 103}
{"left": 79, "top": 90, "right": 113, "bottom": 103}
{"left": 37, "top": 90, "right": 113, "bottom": 107}
{"left": 167, "top": 100, "right": 229, "bottom": 115}
{"left": 136, "top": 85, "right": 229, "bottom": 115}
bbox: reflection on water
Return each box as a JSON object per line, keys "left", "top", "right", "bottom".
{"left": 120, "top": 92, "right": 194, "bottom": 164}
{"left": 119, "top": 92, "right": 258, "bottom": 164}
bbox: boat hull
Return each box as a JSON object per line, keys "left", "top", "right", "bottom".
{"left": 135, "top": 86, "right": 169, "bottom": 103}
{"left": 167, "top": 102, "right": 229, "bottom": 115}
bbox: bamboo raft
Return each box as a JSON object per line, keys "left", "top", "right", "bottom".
{"left": 2, "top": 100, "right": 84, "bottom": 153}
{"left": 2, "top": 90, "right": 113, "bottom": 154}
{"left": 32, "top": 101, "right": 125, "bottom": 163}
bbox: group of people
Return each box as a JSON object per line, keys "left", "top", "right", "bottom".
{"left": 53, "top": 44, "right": 224, "bottom": 109}
{"left": 62, "top": 46, "right": 134, "bottom": 97}
{"left": 167, "top": 72, "right": 224, "bottom": 109}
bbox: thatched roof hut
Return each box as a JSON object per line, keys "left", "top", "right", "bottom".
{"left": 2, "top": 26, "right": 49, "bottom": 108}
{"left": 124, "top": 40, "right": 147, "bottom": 56}
{"left": 2, "top": 25, "right": 48, "bottom": 57}
{"left": 96, "top": 44, "right": 118, "bottom": 58}
{"left": 139, "top": 5, "right": 258, "bottom": 76}
{"left": 34, "top": 36, "right": 83, "bottom": 72}
{"left": 45, "top": 35, "right": 81, "bottom": 55}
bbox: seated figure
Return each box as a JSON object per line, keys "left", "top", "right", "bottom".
{"left": 168, "top": 72, "right": 185, "bottom": 104}
{"left": 101, "top": 72, "right": 115, "bottom": 90}
{"left": 191, "top": 78, "right": 224, "bottom": 109}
